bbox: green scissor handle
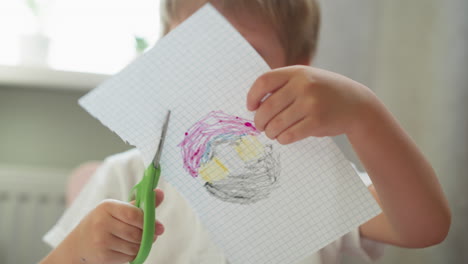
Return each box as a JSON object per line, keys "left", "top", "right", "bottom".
{"left": 129, "top": 163, "right": 161, "bottom": 264}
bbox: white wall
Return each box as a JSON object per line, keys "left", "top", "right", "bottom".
{"left": 316, "top": 0, "right": 468, "bottom": 263}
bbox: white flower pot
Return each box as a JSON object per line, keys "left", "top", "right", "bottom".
{"left": 20, "top": 34, "right": 50, "bottom": 67}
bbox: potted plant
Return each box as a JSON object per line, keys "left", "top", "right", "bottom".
{"left": 20, "top": 0, "right": 52, "bottom": 67}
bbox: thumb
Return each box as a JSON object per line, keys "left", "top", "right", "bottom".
{"left": 129, "top": 189, "right": 164, "bottom": 208}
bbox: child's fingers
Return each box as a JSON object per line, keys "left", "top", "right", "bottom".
{"left": 247, "top": 68, "right": 294, "bottom": 111}
{"left": 129, "top": 189, "right": 164, "bottom": 208}
{"left": 111, "top": 188, "right": 163, "bottom": 236}
{"left": 264, "top": 100, "right": 307, "bottom": 140}
{"left": 154, "top": 189, "right": 164, "bottom": 208}
{"left": 253, "top": 82, "right": 296, "bottom": 131}
{"left": 94, "top": 249, "right": 135, "bottom": 264}
{"left": 276, "top": 117, "right": 315, "bottom": 145}
{"left": 107, "top": 250, "right": 135, "bottom": 264}
{"left": 110, "top": 217, "right": 144, "bottom": 244}
{"left": 106, "top": 201, "right": 145, "bottom": 229}
{"left": 155, "top": 220, "right": 165, "bottom": 236}
{"left": 111, "top": 218, "right": 163, "bottom": 244}
{"left": 107, "top": 234, "right": 141, "bottom": 257}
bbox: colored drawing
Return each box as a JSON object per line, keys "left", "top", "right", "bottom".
{"left": 178, "top": 110, "right": 280, "bottom": 204}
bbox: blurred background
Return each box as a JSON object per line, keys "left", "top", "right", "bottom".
{"left": 0, "top": 0, "right": 466, "bottom": 263}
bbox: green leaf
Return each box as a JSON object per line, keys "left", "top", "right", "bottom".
{"left": 134, "top": 36, "right": 149, "bottom": 53}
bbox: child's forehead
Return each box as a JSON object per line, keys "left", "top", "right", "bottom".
{"left": 221, "top": 10, "right": 286, "bottom": 67}
{"left": 169, "top": 1, "right": 269, "bottom": 27}
{"left": 168, "top": 3, "right": 286, "bottom": 68}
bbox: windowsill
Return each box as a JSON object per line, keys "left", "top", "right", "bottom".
{"left": 0, "top": 64, "right": 110, "bottom": 92}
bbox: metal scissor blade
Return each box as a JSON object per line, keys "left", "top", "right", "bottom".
{"left": 152, "top": 110, "right": 171, "bottom": 168}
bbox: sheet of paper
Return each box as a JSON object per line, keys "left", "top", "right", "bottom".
{"left": 79, "top": 4, "right": 381, "bottom": 264}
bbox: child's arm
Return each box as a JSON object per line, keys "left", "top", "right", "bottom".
{"left": 345, "top": 96, "right": 449, "bottom": 247}
{"left": 246, "top": 66, "right": 451, "bottom": 247}
{"left": 40, "top": 189, "right": 165, "bottom": 264}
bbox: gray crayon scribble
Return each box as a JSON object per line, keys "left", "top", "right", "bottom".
{"left": 202, "top": 137, "right": 280, "bottom": 204}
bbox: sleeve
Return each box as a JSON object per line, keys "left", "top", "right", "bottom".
{"left": 339, "top": 162, "right": 384, "bottom": 262}
{"left": 339, "top": 228, "right": 385, "bottom": 262}
{"left": 42, "top": 158, "right": 126, "bottom": 248}
{"left": 350, "top": 162, "right": 372, "bottom": 187}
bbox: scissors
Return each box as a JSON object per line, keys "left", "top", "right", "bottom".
{"left": 129, "top": 110, "right": 171, "bottom": 264}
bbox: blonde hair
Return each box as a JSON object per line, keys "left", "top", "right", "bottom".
{"left": 160, "top": 0, "right": 320, "bottom": 65}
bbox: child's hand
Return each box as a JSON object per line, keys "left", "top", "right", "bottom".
{"left": 70, "top": 189, "right": 164, "bottom": 264}
{"left": 247, "top": 66, "right": 376, "bottom": 144}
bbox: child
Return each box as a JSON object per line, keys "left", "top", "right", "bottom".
{"left": 40, "top": 0, "right": 451, "bottom": 263}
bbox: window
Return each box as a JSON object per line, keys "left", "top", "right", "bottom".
{"left": 0, "top": 0, "right": 160, "bottom": 74}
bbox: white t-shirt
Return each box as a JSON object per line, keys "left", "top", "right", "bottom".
{"left": 43, "top": 149, "right": 383, "bottom": 264}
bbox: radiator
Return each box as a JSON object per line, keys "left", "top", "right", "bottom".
{"left": 0, "top": 165, "right": 68, "bottom": 264}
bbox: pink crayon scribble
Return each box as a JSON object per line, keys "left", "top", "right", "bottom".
{"left": 178, "top": 111, "right": 259, "bottom": 178}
